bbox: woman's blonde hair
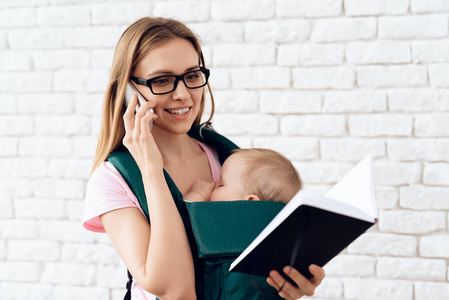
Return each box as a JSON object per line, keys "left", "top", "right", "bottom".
{"left": 232, "top": 148, "right": 303, "bottom": 203}
{"left": 92, "top": 17, "right": 215, "bottom": 173}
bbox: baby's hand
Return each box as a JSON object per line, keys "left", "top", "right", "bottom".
{"left": 184, "top": 180, "right": 215, "bottom": 202}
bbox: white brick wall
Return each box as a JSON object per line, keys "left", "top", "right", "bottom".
{"left": 0, "top": 1, "right": 448, "bottom": 299}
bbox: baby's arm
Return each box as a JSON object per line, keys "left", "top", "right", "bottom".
{"left": 184, "top": 181, "right": 215, "bottom": 202}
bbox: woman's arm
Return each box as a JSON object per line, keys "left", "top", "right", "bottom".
{"left": 100, "top": 95, "right": 196, "bottom": 299}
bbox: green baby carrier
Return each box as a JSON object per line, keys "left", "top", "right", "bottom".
{"left": 108, "top": 123, "right": 285, "bottom": 300}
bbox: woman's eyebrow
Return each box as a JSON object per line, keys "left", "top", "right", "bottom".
{"left": 147, "top": 65, "right": 200, "bottom": 77}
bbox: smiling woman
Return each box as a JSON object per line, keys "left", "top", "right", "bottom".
{"left": 83, "top": 16, "right": 324, "bottom": 300}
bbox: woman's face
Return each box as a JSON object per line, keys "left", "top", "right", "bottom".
{"left": 131, "top": 38, "right": 203, "bottom": 135}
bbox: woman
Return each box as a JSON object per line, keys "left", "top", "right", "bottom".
{"left": 83, "top": 17, "right": 325, "bottom": 299}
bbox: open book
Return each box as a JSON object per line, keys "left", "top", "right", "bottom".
{"left": 229, "top": 156, "right": 378, "bottom": 281}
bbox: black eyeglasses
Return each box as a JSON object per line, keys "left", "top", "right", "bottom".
{"left": 130, "top": 67, "right": 210, "bottom": 95}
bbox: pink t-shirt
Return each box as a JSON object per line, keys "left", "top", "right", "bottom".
{"left": 82, "top": 140, "right": 222, "bottom": 299}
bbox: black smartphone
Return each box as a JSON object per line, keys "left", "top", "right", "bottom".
{"left": 125, "top": 81, "right": 153, "bottom": 130}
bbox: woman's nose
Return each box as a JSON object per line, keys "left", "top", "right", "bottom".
{"left": 171, "top": 80, "right": 190, "bottom": 100}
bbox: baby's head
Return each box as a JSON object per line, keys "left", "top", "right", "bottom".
{"left": 210, "top": 148, "right": 303, "bottom": 203}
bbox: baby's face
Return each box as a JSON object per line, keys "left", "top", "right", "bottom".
{"left": 210, "top": 153, "right": 248, "bottom": 201}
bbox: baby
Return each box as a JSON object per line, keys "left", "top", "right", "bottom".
{"left": 185, "top": 148, "right": 303, "bottom": 203}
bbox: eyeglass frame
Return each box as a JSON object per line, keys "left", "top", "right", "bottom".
{"left": 129, "top": 67, "right": 210, "bottom": 95}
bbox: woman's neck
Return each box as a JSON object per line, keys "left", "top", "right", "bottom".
{"left": 151, "top": 126, "right": 200, "bottom": 163}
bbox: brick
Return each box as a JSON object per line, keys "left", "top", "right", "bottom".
{"left": 0, "top": 220, "right": 38, "bottom": 238}
{"left": 0, "top": 158, "right": 47, "bottom": 178}
{"left": 253, "top": 137, "right": 319, "bottom": 160}
{"left": 212, "top": 90, "right": 258, "bottom": 113}
{"left": 73, "top": 136, "right": 98, "bottom": 158}
{"left": 14, "top": 198, "right": 66, "bottom": 219}
{"left": 19, "top": 137, "right": 71, "bottom": 157}
{"left": 293, "top": 67, "right": 355, "bottom": 89}
{"left": 259, "top": 91, "right": 321, "bottom": 114}
{"left": 62, "top": 243, "right": 120, "bottom": 265}
{"left": 294, "top": 161, "right": 353, "bottom": 184}
{"left": 36, "top": 115, "right": 91, "bottom": 136}
{"left": 7, "top": 240, "right": 60, "bottom": 261}
{"left": 345, "top": 0, "right": 409, "bottom": 15}
{"left": 0, "top": 282, "right": 53, "bottom": 300}
{"left": 41, "top": 262, "right": 95, "bottom": 285}
{"left": 75, "top": 93, "right": 103, "bottom": 115}
{"left": 0, "top": 8, "right": 35, "bottom": 28}
{"left": 66, "top": 200, "right": 84, "bottom": 221}
{"left": 429, "top": 64, "right": 449, "bottom": 88}
{"left": 8, "top": 28, "right": 65, "bottom": 49}
{"left": 311, "top": 17, "right": 377, "bottom": 42}
{"left": 39, "top": 220, "right": 95, "bottom": 243}
{"left": 323, "top": 90, "right": 387, "bottom": 112}
{"left": 379, "top": 210, "right": 445, "bottom": 234}
{"left": 281, "top": 115, "right": 346, "bottom": 136}
{"left": 415, "top": 114, "right": 449, "bottom": 137}
{"left": 212, "top": 114, "right": 278, "bottom": 135}
{"left": 400, "top": 185, "right": 449, "bottom": 210}
{"left": 420, "top": 234, "right": 449, "bottom": 258}
{"left": 32, "top": 49, "right": 90, "bottom": 70}
{"left": 388, "top": 138, "right": 449, "bottom": 162}
{"left": 321, "top": 138, "right": 385, "bottom": 161}
{"left": 375, "top": 186, "right": 399, "bottom": 209}
{"left": 0, "top": 262, "right": 41, "bottom": 282}
{"left": 379, "top": 15, "right": 448, "bottom": 39}
{"left": 230, "top": 67, "right": 290, "bottom": 89}
{"left": 312, "top": 277, "right": 342, "bottom": 298}
{"left": 344, "top": 278, "right": 413, "bottom": 300}
{"left": 64, "top": 26, "right": 122, "bottom": 48}
{"left": 0, "top": 0, "right": 48, "bottom": 7}
{"left": 153, "top": 1, "right": 210, "bottom": 22}
{"left": 37, "top": 5, "right": 90, "bottom": 26}
{"left": 48, "top": 158, "right": 93, "bottom": 179}
{"left": 325, "top": 255, "right": 375, "bottom": 276}
{"left": 357, "top": 65, "right": 427, "bottom": 87}
{"left": 0, "top": 94, "right": 17, "bottom": 113}
{"left": 188, "top": 22, "right": 244, "bottom": 44}
{"left": 348, "top": 232, "right": 417, "bottom": 256}
{"left": 96, "top": 266, "right": 128, "bottom": 288}
{"left": 0, "top": 137, "right": 18, "bottom": 156}
{"left": 211, "top": 1, "right": 274, "bottom": 21}
{"left": 278, "top": 43, "right": 344, "bottom": 67}
{"left": 208, "top": 68, "right": 231, "bottom": 89}
{"left": 412, "top": 41, "right": 449, "bottom": 63}
{"left": 34, "top": 178, "right": 86, "bottom": 199}
{"left": 388, "top": 89, "right": 449, "bottom": 112}
{"left": 226, "top": 136, "right": 252, "bottom": 149}
{"left": 423, "top": 163, "right": 449, "bottom": 186}
{"left": 92, "top": 2, "right": 151, "bottom": 25}
{"left": 277, "top": 0, "right": 342, "bottom": 17}
{"left": 0, "top": 198, "right": 13, "bottom": 219}
{"left": 91, "top": 49, "right": 114, "bottom": 68}
{"left": 212, "top": 44, "right": 276, "bottom": 67}
{"left": 374, "top": 162, "right": 421, "bottom": 185}
{"left": 346, "top": 41, "right": 410, "bottom": 64}
{"left": 0, "top": 178, "right": 33, "bottom": 198}
{"left": 54, "top": 69, "right": 109, "bottom": 92}
{"left": 0, "top": 50, "right": 32, "bottom": 71}
{"left": 0, "top": 72, "right": 52, "bottom": 93}
{"left": 377, "top": 257, "right": 446, "bottom": 281}
{"left": 245, "top": 19, "right": 310, "bottom": 43}
{"left": 0, "top": 240, "right": 4, "bottom": 259}
{"left": 349, "top": 114, "right": 413, "bottom": 137}
{"left": 0, "top": 116, "right": 34, "bottom": 136}
{"left": 411, "top": 0, "right": 449, "bottom": 13}
{"left": 415, "top": 282, "right": 449, "bottom": 300}
{"left": 53, "top": 286, "right": 109, "bottom": 300}
{"left": 19, "top": 93, "right": 75, "bottom": 114}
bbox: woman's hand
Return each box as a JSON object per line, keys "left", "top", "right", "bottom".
{"left": 267, "top": 264, "right": 325, "bottom": 299}
{"left": 122, "top": 93, "right": 161, "bottom": 175}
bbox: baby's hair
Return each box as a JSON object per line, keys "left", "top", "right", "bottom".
{"left": 231, "top": 148, "right": 303, "bottom": 203}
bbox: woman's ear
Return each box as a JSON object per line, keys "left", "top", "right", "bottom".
{"left": 244, "top": 194, "right": 260, "bottom": 201}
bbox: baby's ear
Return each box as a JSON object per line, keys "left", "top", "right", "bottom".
{"left": 244, "top": 194, "right": 260, "bottom": 201}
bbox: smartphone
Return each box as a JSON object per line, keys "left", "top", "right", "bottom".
{"left": 125, "top": 81, "right": 153, "bottom": 130}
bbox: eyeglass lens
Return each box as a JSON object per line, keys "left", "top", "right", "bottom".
{"left": 152, "top": 70, "right": 207, "bottom": 94}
